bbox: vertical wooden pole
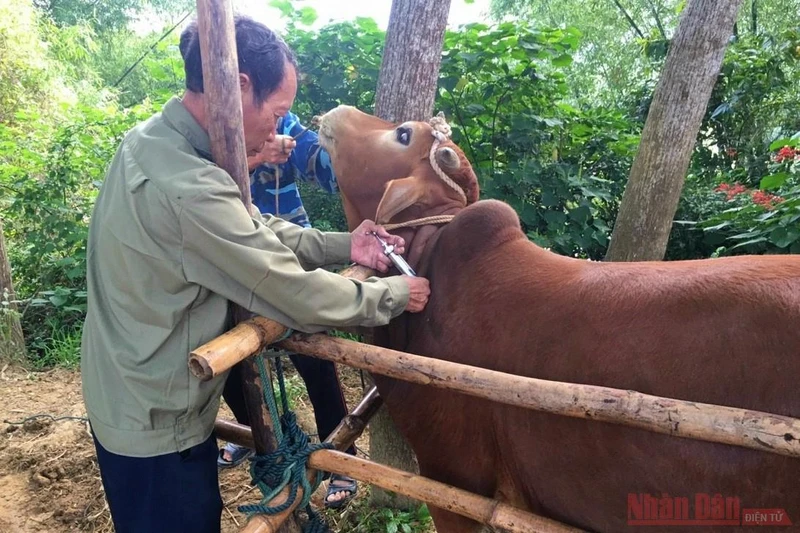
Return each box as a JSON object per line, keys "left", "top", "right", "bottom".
{"left": 193, "top": 2, "right": 300, "bottom": 531}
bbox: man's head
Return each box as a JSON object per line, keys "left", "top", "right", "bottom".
{"left": 179, "top": 16, "right": 298, "bottom": 155}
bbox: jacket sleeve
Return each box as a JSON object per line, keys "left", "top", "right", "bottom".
{"left": 178, "top": 172, "right": 409, "bottom": 333}
{"left": 253, "top": 209, "right": 352, "bottom": 269}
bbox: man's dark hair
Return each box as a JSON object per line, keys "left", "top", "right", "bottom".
{"left": 179, "top": 15, "right": 297, "bottom": 106}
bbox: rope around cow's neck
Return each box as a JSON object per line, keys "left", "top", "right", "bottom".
{"left": 382, "top": 214, "right": 455, "bottom": 231}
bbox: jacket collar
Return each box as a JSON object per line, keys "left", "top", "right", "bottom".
{"left": 161, "top": 96, "right": 213, "bottom": 160}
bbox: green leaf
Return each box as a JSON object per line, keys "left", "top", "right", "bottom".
{"left": 544, "top": 210, "right": 567, "bottom": 226}
{"left": 769, "top": 227, "right": 800, "bottom": 248}
{"left": 760, "top": 172, "right": 789, "bottom": 190}
{"left": 730, "top": 237, "right": 768, "bottom": 249}
{"left": 298, "top": 6, "right": 318, "bottom": 26}
{"left": 49, "top": 294, "right": 68, "bottom": 307}
{"left": 769, "top": 137, "right": 797, "bottom": 150}
{"left": 269, "top": 0, "right": 293, "bottom": 17}
{"left": 568, "top": 205, "right": 591, "bottom": 225}
{"left": 386, "top": 523, "right": 398, "bottom": 533}
{"left": 551, "top": 53, "right": 573, "bottom": 67}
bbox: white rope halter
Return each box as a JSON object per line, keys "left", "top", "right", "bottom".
{"left": 428, "top": 112, "right": 467, "bottom": 205}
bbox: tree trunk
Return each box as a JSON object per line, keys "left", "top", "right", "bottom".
{"left": 0, "top": 217, "right": 26, "bottom": 361}
{"left": 0, "top": 218, "right": 26, "bottom": 360}
{"left": 604, "top": 0, "right": 744, "bottom": 262}
{"left": 370, "top": 0, "right": 452, "bottom": 510}
{"left": 374, "top": 0, "right": 452, "bottom": 123}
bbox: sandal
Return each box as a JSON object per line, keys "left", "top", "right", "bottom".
{"left": 217, "top": 442, "right": 254, "bottom": 469}
{"left": 324, "top": 473, "right": 357, "bottom": 509}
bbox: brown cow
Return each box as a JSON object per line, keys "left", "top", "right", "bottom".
{"left": 317, "top": 105, "right": 800, "bottom": 532}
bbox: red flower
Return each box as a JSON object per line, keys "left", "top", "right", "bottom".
{"left": 774, "top": 146, "right": 798, "bottom": 163}
{"left": 752, "top": 190, "right": 784, "bottom": 210}
{"left": 715, "top": 182, "right": 748, "bottom": 200}
{"left": 726, "top": 147, "right": 737, "bottom": 158}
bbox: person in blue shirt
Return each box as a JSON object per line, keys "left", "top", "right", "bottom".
{"left": 219, "top": 111, "right": 358, "bottom": 509}
{"left": 249, "top": 111, "right": 338, "bottom": 227}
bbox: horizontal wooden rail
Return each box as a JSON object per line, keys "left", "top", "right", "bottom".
{"left": 223, "top": 423, "right": 584, "bottom": 533}
{"left": 188, "top": 264, "right": 376, "bottom": 381}
{"left": 278, "top": 333, "right": 800, "bottom": 459}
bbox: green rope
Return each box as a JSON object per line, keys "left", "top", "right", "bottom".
{"left": 237, "top": 352, "right": 334, "bottom": 533}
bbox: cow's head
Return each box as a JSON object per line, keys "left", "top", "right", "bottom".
{"left": 317, "top": 105, "right": 479, "bottom": 236}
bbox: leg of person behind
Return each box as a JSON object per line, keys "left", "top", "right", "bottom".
{"left": 288, "top": 351, "right": 355, "bottom": 454}
{"left": 219, "top": 361, "right": 256, "bottom": 468}
{"left": 93, "top": 430, "right": 223, "bottom": 533}
{"left": 288, "top": 350, "right": 359, "bottom": 508}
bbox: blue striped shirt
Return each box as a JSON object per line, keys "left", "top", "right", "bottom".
{"left": 250, "top": 111, "right": 338, "bottom": 228}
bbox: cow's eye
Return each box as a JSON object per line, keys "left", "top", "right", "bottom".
{"left": 396, "top": 127, "right": 411, "bottom": 146}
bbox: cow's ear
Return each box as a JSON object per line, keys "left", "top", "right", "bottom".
{"left": 375, "top": 176, "right": 424, "bottom": 224}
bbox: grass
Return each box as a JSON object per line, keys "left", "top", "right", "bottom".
{"left": 27, "top": 319, "right": 82, "bottom": 369}
{"left": 322, "top": 488, "right": 434, "bottom": 533}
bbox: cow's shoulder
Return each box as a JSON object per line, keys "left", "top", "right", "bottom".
{"left": 435, "top": 199, "right": 526, "bottom": 264}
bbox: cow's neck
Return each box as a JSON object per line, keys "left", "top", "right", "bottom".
{"left": 391, "top": 205, "right": 464, "bottom": 272}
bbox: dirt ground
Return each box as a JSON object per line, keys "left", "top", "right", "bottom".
{"left": 0, "top": 361, "right": 380, "bottom": 532}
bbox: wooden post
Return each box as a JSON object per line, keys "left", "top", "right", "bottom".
{"left": 276, "top": 333, "right": 800, "bottom": 459}
{"left": 193, "top": 2, "right": 299, "bottom": 531}
{"left": 189, "top": 264, "right": 376, "bottom": 381}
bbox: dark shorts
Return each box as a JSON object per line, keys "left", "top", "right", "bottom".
{"left": 92, "top": 431, "right": 223, "bottom": 533}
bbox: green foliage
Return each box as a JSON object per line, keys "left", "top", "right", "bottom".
{"left": 437, "top": 22, "right": 637, "bottom": 258}
{"left": 323, "top": 497, "right": 432, "bottom": 533}
{"left": 285, "top": 17, "right": 387, "bottom": 118}
{"left": 0, "top": 0, "right": 67, "bottom": 126}
{"left": 694, "top": 138, "right": 800, "bottom": 255}
{"left": 666, "top": 30, "right": 800, "bottom": 259}
{"left": 34, "top": 0, "right": 193, "bottom": 31}
{"left": 92, "top": 28, "right": 186, "bottom": 108}
{"left": 1, "top": 100, "right": 157, "bottom": 365}
{"left": 489, "top": 0, "right": 681, "bottom": 105}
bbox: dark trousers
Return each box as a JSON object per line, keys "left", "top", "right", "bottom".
{"left": 93, "top": 431, "right": 222, "bottom": 533}
{"left": 223, "top": 351, "right": 357, "bottom": 456}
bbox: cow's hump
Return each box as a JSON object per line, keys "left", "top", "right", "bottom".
{"left": 436, "top": 199, "right": 525, "bottom": 263}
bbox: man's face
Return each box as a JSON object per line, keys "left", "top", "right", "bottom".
{"left": 241, "top": 62, "right": 297, "bottom": 156}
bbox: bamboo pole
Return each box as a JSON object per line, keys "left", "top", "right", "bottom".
{"left": 189, "top": 264, "right": 375, "bottom": 380}
{"left": 230, "top": 386, "right": 384, "bottom": 533}
{"left": 310, "top": 451, "right": 583, "bottom": 533}
{"left": 278, "top": 334, "right": 800, "bottom": 459}
{"left": 222, "top": 422, "right": 583, "bottom": 533}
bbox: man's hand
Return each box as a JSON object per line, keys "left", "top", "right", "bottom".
{"left": 350, "top": 220, "right": 406, "bottom": 274}
{"left": 247, "top": 134, "right": 297, "bottom": 171}
{"left": 402, "top": 275, "right": 430, "bottom": 313}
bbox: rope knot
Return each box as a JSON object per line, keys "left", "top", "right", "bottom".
{"left": 237, "top": 356, "right": 334, "bottom": 532}
{"left": 428, "top": 111, "right": 452, "bottom": 140}
{"left": 427, "top": 111, "right": 466, "bottom": 204}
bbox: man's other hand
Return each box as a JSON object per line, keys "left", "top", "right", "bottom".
{"left": 402, "top": 275, "right": 430, "bottom": 313}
